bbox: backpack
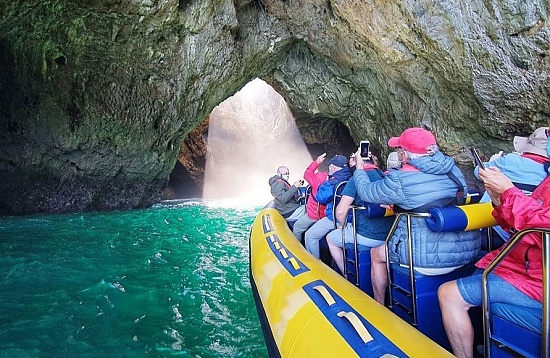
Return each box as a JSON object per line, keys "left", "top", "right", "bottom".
{"left": 315, "top": 180, "right": 336, "bottom": 204}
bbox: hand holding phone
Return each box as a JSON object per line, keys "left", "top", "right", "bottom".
{"left": 360, "top": 140, "right": 370, "bottom": 160}
{"left": 469, "top": 147, "right": 485, "bottom": 169}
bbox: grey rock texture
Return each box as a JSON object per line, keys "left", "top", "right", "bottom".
{"left": 0, "top": 0, "right": 548, "bottom": 214}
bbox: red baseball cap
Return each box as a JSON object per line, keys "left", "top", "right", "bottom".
{"left": 388, "top": 127, "right": 437, "bottom": 154}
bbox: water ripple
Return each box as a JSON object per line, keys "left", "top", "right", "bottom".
{"left": 0, "top": 205, "right": 265, "bottom": 357}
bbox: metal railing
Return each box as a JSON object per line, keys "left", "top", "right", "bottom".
{"left": 482, "top": 228, "right": 549, "bottom": 358}
{"left": 341, "top": 205, "right": 366, "bottom": 281}
{"left": 384, "top": 211, "right": 431, "bottom": 326}
{"left": 331, "top": 181, "right": 348, "bottom": 229}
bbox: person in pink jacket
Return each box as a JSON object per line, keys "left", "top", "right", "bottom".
{"left": 292, "top": 153, "right": 329, "bottom": 242}
{"left": 438, "top": 162, "right": 550, "bottom": 358}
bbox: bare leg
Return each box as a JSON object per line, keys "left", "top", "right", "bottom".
{"left": 327, "top": 238, "right": 345, "bottom": 275}
{"left": 370, "top": 245, "right": 388, "bottom": 305}
{"left": 438, "top": 281, "right": 474, "bottom": 358}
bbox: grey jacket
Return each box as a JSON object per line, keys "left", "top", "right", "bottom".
{"left": 268, "top": 175, "right": 301, "bottom": 216}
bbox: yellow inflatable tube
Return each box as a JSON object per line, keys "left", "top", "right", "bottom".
{"left": 249, "top": 207, "right": 453, "bottom": 357}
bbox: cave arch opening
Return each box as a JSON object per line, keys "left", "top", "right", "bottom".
{"left": 163, "top": 78, "right": 357, "bottom": 202}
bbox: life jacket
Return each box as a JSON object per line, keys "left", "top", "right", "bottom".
{"left": 274, "top": 178, "right": 299, "bottom": 200}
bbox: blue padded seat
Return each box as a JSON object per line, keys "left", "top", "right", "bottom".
{"left": 389, "top": 263, "right": 476, "bottom": 351}
{"left": 344, "top": 243, "right": 373, "bottom": 297}
{"left": 490, "top": 303, "right": 541, "bottom": 358}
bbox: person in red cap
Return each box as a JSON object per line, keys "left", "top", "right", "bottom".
{"left": 353, "top": 127, "right": 480, "bottom": 305}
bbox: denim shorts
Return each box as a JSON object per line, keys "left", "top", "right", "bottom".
{"left": 326, "top": 224, "right": 384, "bottom": 248}
{"left": 457, "top": 270, "right": 541, "bottom": 309}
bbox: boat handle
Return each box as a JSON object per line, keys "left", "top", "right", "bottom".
{"left": 312, "top": 285, "right": 336, "bottom": 306}
{"left": 392, "top": 300, "right": 413, "bottom": 316}
{"left": 390, "top": 283, "right": 411, "bottom": 297}
{"left": 336, "top": 311, "right": 374, "bottom": 344}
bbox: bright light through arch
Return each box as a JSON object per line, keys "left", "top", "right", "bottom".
{"left": 203, "top": 78, "right": 313, "bottom": 206}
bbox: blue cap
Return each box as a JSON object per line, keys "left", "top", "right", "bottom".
{"left": 329, "top": 154, "right": 348, "bottom": 168}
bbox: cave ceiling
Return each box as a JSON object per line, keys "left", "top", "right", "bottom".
{"left": 0, "top": 0, "right": 549, "bottom": 214}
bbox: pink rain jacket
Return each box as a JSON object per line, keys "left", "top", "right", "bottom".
{"left": 303, "top": 161, "right": 328, "bottom": 220}
{"left": 476, "top": 176, "right": 550, "bottom": 302}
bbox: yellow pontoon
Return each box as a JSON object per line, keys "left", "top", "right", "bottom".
{"left": 249, "top": 207, "right": 453, "bottom": 357}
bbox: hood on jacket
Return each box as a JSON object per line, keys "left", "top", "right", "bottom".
{"left": 329, "top": 166, "right": 352, "bottom": 183}
{"left": 408, "top": 151, "right": 455, "bottom": 175}
{"left": 269, "top": 175, "right": 282, "bottom": 186}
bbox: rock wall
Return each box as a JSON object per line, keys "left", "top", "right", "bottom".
{"left": 0, "top": 0, "right": 548, "bottom": 214}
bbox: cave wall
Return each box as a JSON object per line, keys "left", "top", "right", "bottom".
{"left": 0, "top": 0, "right": 548, "bottom": 214}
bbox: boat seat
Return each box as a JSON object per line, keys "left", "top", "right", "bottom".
{"left": 298, "top": 185, "right": 309, "bottom": 206}
{"left": 344, "top": 243, "right": 373, "bottom": 296}
{"left": 492, "top": 303, "right": 541, "bottom": 333}
{"left": 490, "top": 304, "right": 541, "bottom": 358}
{"left": 481, "top": 228, "right": 549, "bottom": 358}
{"left": 385, "top": 205, "right": 495, "bottom": 351}
{"left": 389, "top": 263, "right": 476, "bottom": 351}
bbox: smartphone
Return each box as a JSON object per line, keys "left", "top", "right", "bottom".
{"left": 360, "top": 140, "right": 370, "bottom": 160}
{"left": 469, "top": 147, "right": 485, "bottom": 169}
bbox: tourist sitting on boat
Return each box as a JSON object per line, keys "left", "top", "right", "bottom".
{"left": 304, "top": 154, "right": 352, "bottom": 259}
{"left": 348, "top": 152, "right": 357, "bottom": 174}
{"left": 353, "top": 127, "right": 480, "bottom": 305}
{"left": 292, "top": 153, "right": 329, "bottom": 242}
{"left": 473, "top": 126, "right": 549, "bottom": 243}
{"left": 327, "top": 154, "right": 393, "bottom": 275}
{"left": 438, "top": 163, "right": 550, "bottom": 358}
{"left": 268, "top": 166, "right": 305, "bottom": 225}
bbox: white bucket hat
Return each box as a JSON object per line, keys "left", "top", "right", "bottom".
{"left": 513, "top": 127, "right": 549, "bottom": 158}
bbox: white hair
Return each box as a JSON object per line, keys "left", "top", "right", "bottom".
{"left": 386, "top": 151, "right": 401, "bottom": 169}
{"left": 405, "top": 144, "right": 439, "bottom": 159}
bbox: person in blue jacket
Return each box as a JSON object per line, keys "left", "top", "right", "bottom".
{"left": 327, "top": 155, "right": 394, "bottom": 275}
{"left": 304, "top": 154, "right": 352, "bottom": 259}
{"left": 354, "top": 127, "right": 480, "bottom": 305}
{"left": 473, "top": 126, "right": 550, "bottom": 242}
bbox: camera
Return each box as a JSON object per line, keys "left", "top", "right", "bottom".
{"left": 360, "top": 140, "right": 370, "bottom": 160}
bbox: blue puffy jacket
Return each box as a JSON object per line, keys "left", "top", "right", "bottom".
{"left": 474, "top": 153, "right": 549, "bottom": 240}
{"left": 353, "top": 151, "right": 480, "bottom": 269}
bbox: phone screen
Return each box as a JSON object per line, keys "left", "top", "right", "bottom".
{"left": 470, "top": 147, "right": 485, "bottom": 169}
{"left": 360, "top": 141, "right": 370, "bottom": 159}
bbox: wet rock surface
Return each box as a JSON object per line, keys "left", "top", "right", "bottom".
{"left": 0, "top": 0, "right": 548, "bottom": 214}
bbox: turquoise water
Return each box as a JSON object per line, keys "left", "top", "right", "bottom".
{"left": 0, "top": 200, "right": 267, "bottom": 358}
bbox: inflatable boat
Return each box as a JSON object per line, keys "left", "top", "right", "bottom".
{"left": 249, "top": 206, "right": 453, "bottom": 357}
{"left": 249, "top": 199, "right": 549, "bottom": 358}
